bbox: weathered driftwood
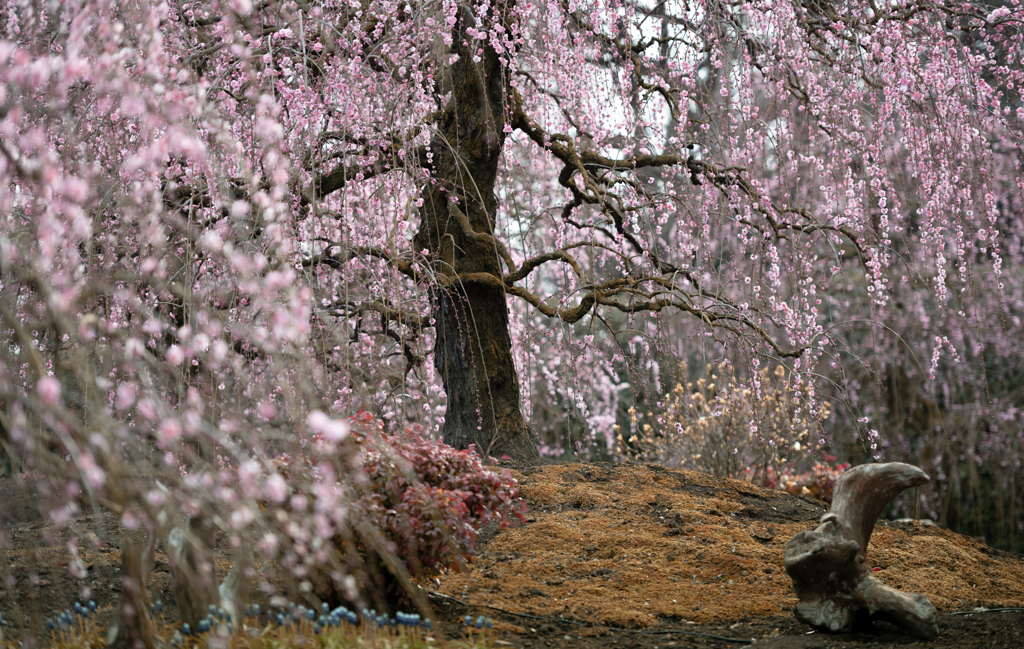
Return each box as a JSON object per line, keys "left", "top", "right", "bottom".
{"left": 783, "top": 462, "right": 938, "bottom": 639}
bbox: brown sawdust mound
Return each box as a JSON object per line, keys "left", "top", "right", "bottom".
{"left": 432, "top": 462, "right": 1024, "bottom": 632}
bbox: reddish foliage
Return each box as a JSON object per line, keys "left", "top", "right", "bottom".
{"left": 274, "top": 411, "right": 526, "bottom": 582}
{"left": 759, "top": 459, "right": 852, "bottom": 504}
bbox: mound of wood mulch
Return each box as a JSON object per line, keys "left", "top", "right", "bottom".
{"left": 432, "top": 462, "right": 1024, "bottom": 632}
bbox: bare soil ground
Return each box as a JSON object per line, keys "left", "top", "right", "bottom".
{"left": 1, "top": 462, "right": 1022, "bottom": 648}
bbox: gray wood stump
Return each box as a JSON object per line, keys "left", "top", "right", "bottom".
{"left": 783, "top": 462, "right": 938, "bottom": 639}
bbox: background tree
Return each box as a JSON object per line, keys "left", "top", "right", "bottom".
{"left": 283, "top": 0, "right": 1023, "bottom": 465}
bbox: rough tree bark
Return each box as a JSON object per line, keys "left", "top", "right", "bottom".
{"left": 413, "top": 4, "right": 539, "bottom": 463}
{"left": 166, "top": 514, "right": 253, "bottom": 630}
{"left": 109, "top": 530, "right": 156, "bottom": 649}
{"left": 167, "top": 516, "right": 221, "bottom": 630}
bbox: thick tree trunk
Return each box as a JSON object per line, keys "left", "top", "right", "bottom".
{"left": 414, "top": 4, "right": 539, "bottom": 463}
{"left": 167, "top": 516, "right": 220, "bottom": 629}
{"left": 109, "top": 530, "right": 156, "bottom": 649}
{"left": 432, "top": 285, "right": 538, "bottom": 461}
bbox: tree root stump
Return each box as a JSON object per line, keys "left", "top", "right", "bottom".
{"left": 783, "top": 462, "right": 938, "bottom": 639}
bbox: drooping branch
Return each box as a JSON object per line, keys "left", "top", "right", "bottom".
{"left": 511, "top": 94, "right": 874, "bottom": 272}
{"left": 504, "top": 247, "right": 588, "bottom": 285}
{"left": 305, "top": 241, "right": 420, "bottom": 281}
{"left": 509, "top": 100, "right": 679, "bottom": 273}
{"left": 455, "top": 272, "right": 597, "bottom": 324}
{"left": 449, "top": 265, "right": 806, "bottom": 357}
{"left": 320, "top": 297, "right": 428, "bottom": 332}
{"left": 312, "top": 143, "right": 429, "bottom": 199}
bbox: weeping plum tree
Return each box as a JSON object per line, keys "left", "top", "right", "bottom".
{"left": 297, "top": 0, "right": 1023, "bottom": 463}
{"left": 1, "top": 1, "right": 1022, "bottom": 618}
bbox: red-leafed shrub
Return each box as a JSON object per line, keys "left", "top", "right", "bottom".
{"left": 270, "top": 411, "right": 526, "bottom": 602}
{"left": 356, "top": 419, "right": 528, "bottom": 574}
{"left": 760, "top": 457, "right": 851, "bottom": 504}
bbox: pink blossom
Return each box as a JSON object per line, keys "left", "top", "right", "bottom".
{"left": 159, "top": 418, "right": 182, "bottom": 444}
{"left": 78, "top": 453, "right": 106, "bottom": 489}
{"left": 265, "top": 473, "right": 288, "bottom": 503}
{"left": 60, "top": 178, "right": 89, "bottom": 202}
{"left": 68, "top": 559, "right": 87, "bottom": 579}
{"left": 231, "top": 506, "right": 255, "bottom": 529}
{"left": 987, "top": 7, "right": 1011, "bottom": 21}
{"left": 230, "top": 0, "right": 253, "bottom": 15}
{"left": 166, "top": 344, "right": 184, "bottom": 365}
{"left": 138, "top": 399, "right": 157, "bottom": 420}
{"left": 259, "top": 401, "right": 277, "bottom": 418}
{"left": 308, "top": 410, "right": 351, "bottom": 442}
{"left": 146, "top": 489, "right": 166, "bottom": 508}
{"left": 259, "top": 532, "right": 279, "bottom": 557}
{"left": 212, "top": 340, "right": 228, "bottom": 361}
{"left": 230, "top": 200, "right": 250, "bottom": 218}
{"left": 122, "top": 509, "right": 138, "bottom": 530}
{"left": 37, "top": 377, "right": 61, "bottom": 406}
{"left": 116, "top": 382, "right": 136, "bottom": 410}
{"left": 238, "top": 461, "right": 260, "bottom": 491}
